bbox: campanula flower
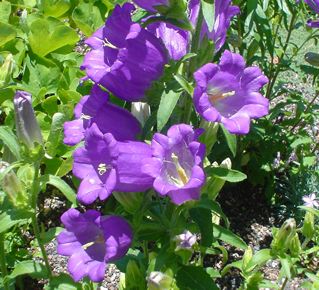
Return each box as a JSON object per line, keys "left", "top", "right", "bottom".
{"left": 175, "top": 230, "right": 197, "bottom": 250}
{"left": 304, "top": 0, "right": 319, "bottom": 27}
{"left": 302, "top": 193, "right": 319, "bottom": 208}
{"left": 189, "top": 0, "right": 240, "bottom": 52}
{"left": 81, "top": 4, "right": 167, "bottom": 101}
{"left": 57, "top": 209, "right": 132, "bottom": 282}
{"left": 63, "top": 85, "right": 141, "bottom": 146}
{"left": 193, "top": 50, "right": 269, "bottom": 134}
{"left": 133, "top": 0, "right": 168, "bottom": 12}
{"left": 73, "top": 124, "right": 153, "bottom": 205}
{"left": 142, "top": 124, "right": 205, "bottom": 205}
{"left": 14, "top": 91, "right": 43, "bottom": 149}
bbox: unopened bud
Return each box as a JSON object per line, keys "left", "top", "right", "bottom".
{"left": 271, "top": 218, "right": 296, "bottom": 254}
{"left": 0, "top": 54, "right": 14, "bottom": 87}
{"left": 302, "top": 212, "right": 315, "bottom": 240}
{"left": 14, "top": 91, "right": 43, "bottom": 149}
{"left": 147, "top": 271, "right": 173, "bottom": 290}
{"left": 305, "top": 52, "right": 319, "bottom": 67}
{"left": 131, "top": 102, "right": 151, "bottom": 126}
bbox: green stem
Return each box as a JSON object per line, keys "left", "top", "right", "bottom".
{"left": 31, "top": 162, "right": 52, "bottom": 278}
{"left": 0, "top": 234, "right": 9, "bottom": 290}
{"left": 266, "top": 10, "right": 298, "bottom": 99}
{"left": 280, "top": 277, "right": 289, "bottom": 290}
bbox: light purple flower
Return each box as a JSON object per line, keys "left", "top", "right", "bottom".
{"left": 189, "top": 0, "right": 240, "bottom": 52}
{"left": 302, "top": 193, "right": 319, "bottom": 208}
{"left": 14, "top": 91, "right": 43, "bottom": 149}
{"left": 175, "top": 230, "right": 197, "bottom": 250}
{"left": 63, "top": 85, "right": 141, "bottom": 146}
{"left": 147, "top": 22, "right": 189, "bottom": 60}
{"left": 133, "top": 0, "right": 168, "bottom": 12}
{"left": 193, "top": 50, "right": 269, "bottom": 134}
{"left": 142, "top": 124, "right": 206, "bottom": 205}
{"left": 81, "top": 3, "right": 168, "bottom": 102}
{"left": 73, "top": 124, "right": 153, "bottom": 205}
{"left": 57, "top": 209, "right": 132, "bottom": 282}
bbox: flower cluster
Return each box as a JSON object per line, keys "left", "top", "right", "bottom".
{"left": 58, "top": 0, "right": 270, "bottom": 282}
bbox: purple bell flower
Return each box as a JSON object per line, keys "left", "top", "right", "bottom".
{"left": 133, "top": 0, "right": 168, "bottom": 12}
{"left": 142, "top": 124, "right": 206, "bottom": 205}
{"left": 81, "top": 4, "right": 168, "bottom": 102}
{"left": 57, "top": 209, "right": 132, "bottom": 282}
{"left": 189, "top": 0, "right": 240, "bottom": 52}
{"left": 73, "top": 124, "right": 153, "bottom": 205}
{"left": 304, "top": 0, "right": 319, "bottom": 27}
{"left": 63, "top": 85, "right": 141, "bottom": 146}
{"left": 147, "top": 22, "right": 189, "bottom": 60}
{"left": 193, "top": 50, "right": 269, "bottom": 134}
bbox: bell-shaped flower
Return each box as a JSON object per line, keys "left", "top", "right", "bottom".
{"left": 193, "top": 50, "right": 269, "bottom": 134}
{"left": 13, "top": 91, "right": 43, "bottom": 149}
{"left": 189, "top": 0, "right": 240, "bottom": 52}
{"left": 81, "top": 3, "right": 168, "bottom": 101}
{"left": 63, "top": 85, "right": 141, "bottom": 146}
{"left": 142, "top": 124, "right": 206, "bottom": 205}
{"left": 57, "top": 209, "right": 132, "bottom": 282}
{"left": 72, "top": 124, "right": 153, "bottom": 205}
{"left": 133, "top": 0, "right": 168, "bottom": 12}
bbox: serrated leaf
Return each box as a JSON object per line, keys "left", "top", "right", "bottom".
{"left": 176, "top": 266, "right": 218, "bottom": 290}
{"left": 206, "top": 167, "right": 247, "bottom": 183}
{"left": 41, "top": 174, "right": 77, "bottom": 205}
{"left": 213, "top": 224, "right": 247, "bottom": 249}
{"left": 0, "top": 22, "right": 16, "bottom": 47}
{"left": 157, "top": 90, "right": 182, "bottom": 131}
{"left": 0, "top": 126, "right": 21, "bottom": 159}
{"left": 220, "top": 125, "right": 237, "bottom": 157}
{"left": 28, "top": 17, "right": 79, "bottom": 57}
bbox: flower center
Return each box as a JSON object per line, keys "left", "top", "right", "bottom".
{"left": 82, "top": 234, "right": 105, "bottom": 250}
{"left": 171, "top": 153, "right": 189, "bottom": 186}
{"left": 208, "top": 89, "right": 235, "bottom": 104}
{"left": 103, "top": 38, "right": 118, "bottom": 49}
{"left": 80, "top": 113, "right": 91, "bottom": 120}
{"left": 97, "top": 163, "right": 110, "bottom": 176}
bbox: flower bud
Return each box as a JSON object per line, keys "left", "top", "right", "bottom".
{"left": 302, "top": 212, "right": 315, "bottom": 240}
{"left": 14, "top": 91, "right": 43, "bottom": 149}
{"left": 305, "top": 52, "right": 319, "bottom": 67}
{"left": 131, "top": 102, "right": 151, "bottom": 126}
{"left": 271, "top": 218, "right": 296, "bottom": 254}
{"left": 0, "top": 54, "right": 14, "bottom": 87}
{"left": 289, "top": 233, "right": 301, "bottom": 257}
{"left": 147, "top": 271, "right": 173, "bottom": 290}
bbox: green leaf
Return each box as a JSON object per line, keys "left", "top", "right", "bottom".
{"left": 42, "top": 227, "right": 63, "bottom": 244}
{"left": 41, "top": 174, "right": 77, "bottom": 205}
{"left": 0, "top": 126, "right": 21, "bottom": 159}
{"left": 0, "top": 210, "right": 30, "bottom": 234}
{"left": 72, "top": 2, "right": 104, "bottom": 36}
{"left": 0, "top": 22, "right": 16, "bottom": 47}
{"left": 290, "top": 136, "right": 312, "bottom": 149}
{"left": 174, "top": 74, "right": 194, "bottom": 95}
{"left": 213, "top": 224, "right": 247, "bottom": 249}
{"left": 28, "top": 17, "right": 79, "bottom": 57}
{"left": 40, "top": 0, "right": 71, "bottom": 18}
{"left": 157, "top": 90, "right": 182, "bottom": 131}
{"left": 248, "top": 249, "right": 273, "bottom": 269}
{"left": 220, "top": 125, "right": 237, "bottom": 157}
{"left": 176, "top": 266, "right": 218, "bottom": 290}
{"left": 0, "top": 1, "right": 11, "bottom": 24}
{"left": 201, "top": 0, "right": 215, "bottom": 32}
{"left": 206, "top": 167, "right": 247, "bottom": 183}
{"left": 45, "top": 113, "right": 67, "bottom": 158}
{"left": 9, "top": 260, "right": 48, "bottom": 280}
{"left": 44, "top": 274, "right": 82, "bottom": 290}
{"left": 189, "top": 207, "right": 214, "bottom": 247}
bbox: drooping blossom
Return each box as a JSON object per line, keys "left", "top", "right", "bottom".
{"left": 73, "top": 124, "right": 153, "bottom": 204}
{"left": 147, "top": 22, "right": 189, "bottom": 60}
{"left": 57, "top": 209, "right": 132, "bottom": 282}
{"left": 64, "top": 85, "right": 141, "bottom": 146}
{"left": 14, "top": 91, "right": 43, "bottom": 149}
{"left": 133, "top": 0, "right": 168, "bottom": 12}
{"left": 304, "top": 0, "right": 319, "bottom": 27}
{"left": 175, "top": 230, "right": 197, "bottom": 250}
{"left": 142, "top": 124, "right": 206, "bottom": 205}
{"left": 188, "top": 0, "right": 240, "bottom": 52}
{"left": 302, "top": 193, "right": 319, "bottom": 208}
{"left": 193, "top": 50, "right": 269, "bottom": 134}
{"left": 81, "top": 4, "right": 168, "bottom": 102}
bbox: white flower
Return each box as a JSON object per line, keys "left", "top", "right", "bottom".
{"left": 302, "top": 193, "right": 319, "bottom": 208}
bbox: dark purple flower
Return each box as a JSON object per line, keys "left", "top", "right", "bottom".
{"left": 14, "top": 91, "right": 43, "bottom": 149}
{"left": 63, "top": 85, "right": 141, "bottom": 146}
{"left": 73, "top": 124, "right": 153, "bottom": 205}
{"left": 81, "top": 4, "right": 168, "bottom": 102}
{"left": 142, "top": 124, "right": 205, "bottom": 205}
{"left": 189, "top": 0, "right": 240, "bottom": 52}
{"left": 193, "top": 50, "right": 269, "bottom": 134}
{"left": 57, "top": 209, "right": 132, "bottom": 282}
{"left": 147, "top": 22, "right": 189, "bottom": 60}
{"left": 303, "top": 0, "right": 319, "bottom": 27}
{"left": 133, "top": 0, "right": 168, "bottom": 12}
